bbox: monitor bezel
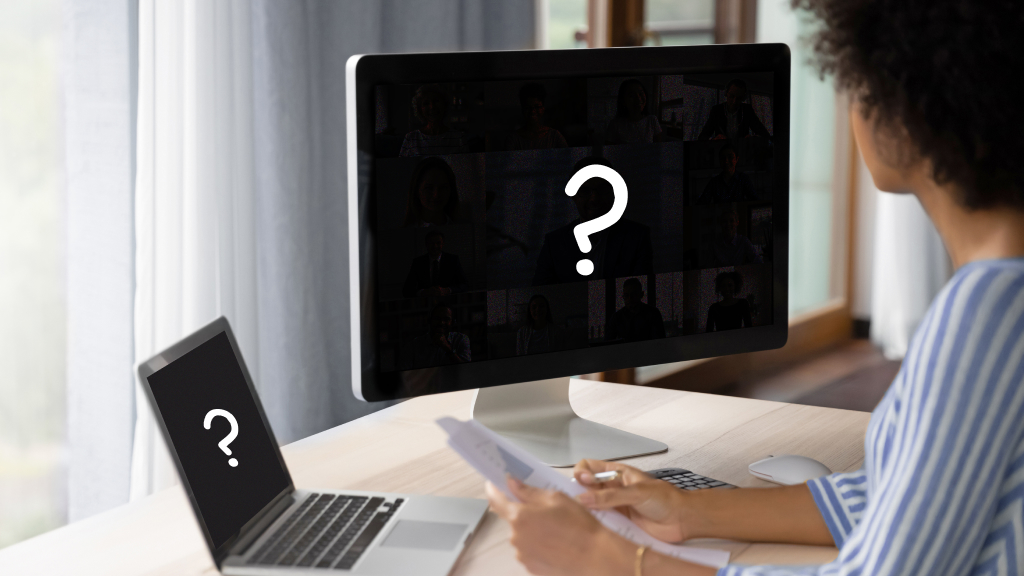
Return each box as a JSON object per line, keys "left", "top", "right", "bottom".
{"left": 135, "top": 316, "right": 296, "bottom": 567}
{"left": 347, "top": 44, "right": 791, "bottom": 402}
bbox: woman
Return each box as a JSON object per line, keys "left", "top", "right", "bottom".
{"left": 507, "top": 83, "right": 568, "bottom": 151}
{"left": 515, "top": 295, "right": 565, "bottom": 355}
{"left": 487, "top": 1, "right": 1024, "bottom": 575}
{"left": 605, "top": 79, "right": 665, "bottom": 145}
{"left": 399, "top": 84, "right": 466, "bottom": 157}
{"left": 402, "top": 157, "right": 459, "bottom": 227}
{"left": 706, "top": 271, "right": 751, "bottom": 332}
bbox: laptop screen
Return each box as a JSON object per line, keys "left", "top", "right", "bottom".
{"left": 146, "top": 331, "right": 291, "bottom": 549}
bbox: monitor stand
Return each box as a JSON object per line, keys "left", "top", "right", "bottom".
{"left": 470, "top": 377, "right": 668, "bottom": 467}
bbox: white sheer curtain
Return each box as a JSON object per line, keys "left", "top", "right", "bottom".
{"left": 130, "top": 0, "right": 261, "bottom": 498}
{"left": 65, "top": 0, "right": 138, "bottom": 521}
{"left": 129, "top": 0, "right": 535, "bottom": 500}
{"left": 869, "top": 193, "right": 952, "bottom": 359}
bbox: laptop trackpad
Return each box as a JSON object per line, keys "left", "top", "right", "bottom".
{"left": 380, "top": 520, "right": 467, "bottom": 551}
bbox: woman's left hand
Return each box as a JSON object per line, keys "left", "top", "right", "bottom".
{"left": 486, "top": 477, "right": 633, "bottom": 576}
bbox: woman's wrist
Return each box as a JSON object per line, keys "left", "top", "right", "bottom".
{"left": 594, "top": 530, "right": 717, "bottom": 576}
{"left": 593, "top": 529, "right": 637, "bottom": 576}
{"left": 676, "top": 489, "right": 716, "bottom": 540}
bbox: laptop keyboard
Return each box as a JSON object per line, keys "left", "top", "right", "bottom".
{"left": 248, "top": 493, "right": 404, "bottom": 570}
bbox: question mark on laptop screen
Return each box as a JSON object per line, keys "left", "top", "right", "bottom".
{"left": 204, "top": 409, "right": 239, "bottom": 467}
{"left": 564, "top": 164, "right": 628, "bottom": 276}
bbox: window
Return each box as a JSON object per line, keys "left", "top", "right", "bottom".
{"left": 545, "top": 0, "right": 588, "bottom": 49}
{"left": 0, "top": 0, "right": 67, "bottom": 548}
{"left": 644, "top": 0, "right": 714, "bottom": 46}
{"left": 757, "top": 0, "right": 844, "bottom": 315}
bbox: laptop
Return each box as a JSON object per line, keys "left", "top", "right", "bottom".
{"left": 136, "top": 316, "right": 488, "bottom": 575}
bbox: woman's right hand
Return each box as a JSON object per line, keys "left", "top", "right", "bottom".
{"left": 573, "top": 460, "right": 703, "bottom": 543}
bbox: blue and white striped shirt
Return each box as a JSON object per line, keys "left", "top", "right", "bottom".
{"left": 720, "top": 258, "right": 1024, "bottom": 576}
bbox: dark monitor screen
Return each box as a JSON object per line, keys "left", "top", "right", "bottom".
{"left": 144, "top": 330, "right": 292, "bottom": 552}
{"left": 349, "top": 45, "right": 790, "bottom": 401}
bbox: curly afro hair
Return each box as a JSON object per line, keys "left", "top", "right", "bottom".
{"left": 795, "top": 0, "right": 1024, "bottom": 209}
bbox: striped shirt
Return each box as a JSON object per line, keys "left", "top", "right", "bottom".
{"left": 720, "top": 258, "right": 1024, "bottom": 576}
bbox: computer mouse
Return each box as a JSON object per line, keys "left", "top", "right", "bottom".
{"left": 748, "top": 454, "right": 832, "bottom": 485}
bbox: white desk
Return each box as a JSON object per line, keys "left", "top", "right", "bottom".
{"left": 0, "top": 381, "right": 870, "bottom": 575}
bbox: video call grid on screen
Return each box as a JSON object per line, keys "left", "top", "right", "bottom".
{"left": 370, "top": 70, "right": 777, "bottom": 376}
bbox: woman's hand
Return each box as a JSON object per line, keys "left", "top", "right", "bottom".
{"left": 574, "top": 459, "right": 702, "bottom": 543}
{"left": 486, "top": 477, "right": 633, "bottom": 576}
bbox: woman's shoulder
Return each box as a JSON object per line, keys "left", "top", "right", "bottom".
{"left": 938, "top": 258, "right": 1024, "bottom": 311}
{"left": 893, "top": 259, "right": 1024, "bottom": 440}
{"left": 924, "top": 259, "right": 1024, "bottom": 327}
{"left": 908, "top": 258, "right": 1024, "bottom": 393}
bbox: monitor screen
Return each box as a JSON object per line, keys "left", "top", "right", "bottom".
{"left": 350, "top": 46, "right": 789, "bottom": 401}
{"left": 145, "top": 331, "right": 292, "bottom": 550}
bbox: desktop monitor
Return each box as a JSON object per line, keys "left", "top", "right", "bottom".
{"left": 347, "top": 44, "right": 789, "bottom": 465}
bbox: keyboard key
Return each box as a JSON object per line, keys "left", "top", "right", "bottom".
{"left": 335, "top": 512, "right": 391, "bottom": 570}
{"left": 277, "top": 495, "right": 338, "bottom": 565}
{"left": 317, "top": 497, "right": 385, "bottom": 568}
{"left": 649, "top": 469, "right": 734, "bottom": 491}
{"left": 248, "top": 495, "right": 317, "bottom": 564}
{"left": 294, "top": 497, "right": 355, "bottom": 566}
{"left": 255, "top": 494, "right": 333, "bottom": 565}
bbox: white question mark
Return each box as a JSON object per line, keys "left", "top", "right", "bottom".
{"left": 204, "top": 409, "right": 239, "bottom": 467}
{"left": 564, "top": 164, "right": 629, "bottom": 276}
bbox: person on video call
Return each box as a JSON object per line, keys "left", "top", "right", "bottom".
{"left": 605, "top": 79, "right": 665, "bottom": 145}
{"left": 532, "top": 157, "right": 653, "bottom": 285}
{"left": 411, "top": 302, "right": 470, "bottom": 368}
{"left": 608, "top": 278, "right": 666, "bottom": 342}
{"left": 399, "top": 84, "right": 467, "bottom": 157}
{"left": 515, "top": 294, "right": 567, "bottom": 355}
{"left": 697, "top": 79, "right": 772, "bottom": 142}
{"left": 402, "top": 156, "right": 460, "bottom": 227}
{"left": 707, "top": 205, "right": 763, "bottom": 267}
{"left": 486, "top": 2, "right": 1024, "bottom": 575}
{"left": 706, "top": 271, "right": 752, "bottom": 332}
{"left": 506, "top": 83, "right": 568, "bottom": 151}
{"left": 696, "top": 144, "right": 757, "bottom": 204}
{"left": 402, "top": 230, "right": 467, "bottom": 298}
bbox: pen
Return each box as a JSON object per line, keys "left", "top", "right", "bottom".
{"left": 593, "top": 470, "right": 622, "bottom": 483}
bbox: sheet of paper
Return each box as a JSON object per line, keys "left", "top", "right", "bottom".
{"left": 437, "top": 417, "right": 730, "bottom": 569}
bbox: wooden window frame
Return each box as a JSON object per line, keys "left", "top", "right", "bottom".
{"left": 588, "top": 0, "right": 751, "bottom": 49}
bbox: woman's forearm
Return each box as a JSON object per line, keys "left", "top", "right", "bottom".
{"left": 591, "top": 486, "right": 832, "bottom": 576}
{"left": 686, "top": 484, "right": 833, "bottom": 546}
